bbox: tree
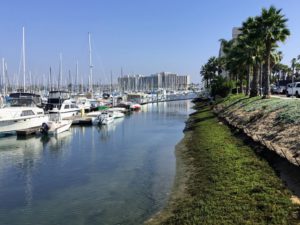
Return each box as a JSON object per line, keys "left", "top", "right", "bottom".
{"left": 200, "top": 57, "right": 219, "bottom": 88}
{"left": 256, "top": 6, "right": 290, "bottom": 98}
{"left": 238, "top": 16, "right": 263, "bottom": 96}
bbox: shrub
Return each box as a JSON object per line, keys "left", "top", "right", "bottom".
{"left": 211, "top": 76, "right": 233, "bottom": 98}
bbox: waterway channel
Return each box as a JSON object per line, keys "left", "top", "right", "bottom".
{"left": 0, "top": 100, "right": 193, "bottom": 225}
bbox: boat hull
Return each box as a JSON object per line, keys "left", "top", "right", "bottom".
{"left": 0, "top": 115, "right": 49, "bottom": 134}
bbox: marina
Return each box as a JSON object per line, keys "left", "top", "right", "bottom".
{"left": 0, "top": 100, "right": 194, "bottom": 225}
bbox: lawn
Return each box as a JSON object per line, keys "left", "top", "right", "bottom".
{"left": 157, "top": 101, "right": 300, "bottom": 225}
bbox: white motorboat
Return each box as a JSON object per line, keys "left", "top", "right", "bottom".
{"left": 0, "top": 93, "right": 49, "bottom": 134}
{"left": 76, "top": 97, "right": 91, "bottom": 112}
{"left": 46, "top": 91, "right": 80, "bottom": 119}
{"left": 94, "top": 111, "right": 114, "bottom": 125}
{"left": 41, "top": 119, "right": 72, "bottom": 135}
{"left": 107, "top": 107, "right": 127, "bottom": 113}
{"left": 86, "top": 111, "right": 103, "bottom": 125}
{"left": 110, "top": 111, "right": 125, "bottom": 119}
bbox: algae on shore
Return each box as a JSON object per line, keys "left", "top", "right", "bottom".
{"left": 146, "top": 101, "right": 300, "bottom": 225}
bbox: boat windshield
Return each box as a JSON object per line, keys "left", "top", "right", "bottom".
{"left": 49, "top": 92, "right": 70, "bottom": 99}
{"left": 9, "top": 98, "right": 36, "bottom": 107}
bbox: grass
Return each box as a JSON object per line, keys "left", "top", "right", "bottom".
{"left": 218, "top": 94, "right": 300, "bottom": 124}
{"left": 156, "top": 101, "right": 300, "bottom": 225}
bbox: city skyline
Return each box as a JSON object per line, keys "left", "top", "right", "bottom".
{"left": 0, "top": 1, "right": 300, "bottom": 84}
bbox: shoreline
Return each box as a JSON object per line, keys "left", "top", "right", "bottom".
{"left": 146, "top": 100, "right": 300, "bottom": 224}
{"left": 145, "top": 129, "right": 192, "bottom": 225}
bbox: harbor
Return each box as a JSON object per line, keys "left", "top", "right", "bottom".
{"left": 0, "top": 100, "right": 194, "bottom": 225}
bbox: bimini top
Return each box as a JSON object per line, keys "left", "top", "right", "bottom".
{"left": 8, "top": 92, "right": 42, "bottom": 107}
{"left": 48, "top": 91, "right": 70, "bottom": 100}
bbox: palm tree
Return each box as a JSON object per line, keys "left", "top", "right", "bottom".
{"left": 256, "top": 6, "right": 290, "bottom": 98}
{"left": 238, "top": 17, "right": 260, "bottom": 96}
{"left": 200, "top": 57, "right": 219, "bottom": 88}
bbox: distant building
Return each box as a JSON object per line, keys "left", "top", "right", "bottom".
{"left": 218, "top": 27, "right": 241, "bottom": 78}
{"left": 118, "top": 72, "right": 190, "bottom": 92}
{"left": 232, "top": 27, "right": 242, "bottom": 39}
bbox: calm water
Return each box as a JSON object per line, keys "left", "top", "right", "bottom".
{"left": 0, "top": 100, "right": 193, "bottom": 225}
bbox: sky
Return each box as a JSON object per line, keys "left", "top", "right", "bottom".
{"left": 0, "top": 0, "right": 299, "bottom": 84}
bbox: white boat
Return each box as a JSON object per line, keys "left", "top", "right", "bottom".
{"left": 107, "top": 107, "right": 127, "bottom": 113}
{"left": 46, "top": 91, "right": 80, "bottom": 119}
{"left": 110, "top": 111, "right": 125, "bottom": 119}
{"left": 95, "top": 111, "right": 114, "bottom": 125}
{"left": 86, "top": 111, "right": 103, "bottom": 125}
{"left": 76, "top": 97, "right": 91, "bottom": 112}
{"left": 48, "top": 99, "right": 80, "bottom": 119}
{"left": 0, "top": 93, "right": 49, "bottom": 134}
{"left": 41, "top": 119, "right": 72, "bottom": 135}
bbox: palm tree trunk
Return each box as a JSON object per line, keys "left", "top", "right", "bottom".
{"left": 236, "top": 75, "right": 239, "bottom": 94}
{"left": 239, "top": 74, "right": 243, "bottom": 94}
{"left": 246, "top": 65, "right": 251, "bottom": 95}
{"left": 250, "top": 64, "right": 259, "bottom": 97}
{"left": 263, "top": 44, "right": 271, "bottom": 98}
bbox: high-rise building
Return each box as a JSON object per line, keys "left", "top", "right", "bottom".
{"left": 118, "top": 72, "right": 190, "bottom": 92}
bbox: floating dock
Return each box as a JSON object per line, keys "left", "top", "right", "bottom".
{"left": 16, "top": 127, "right": 40, "bottom": 137}
{"left": 65, "top": 116, "right": 93, "bottom": 125}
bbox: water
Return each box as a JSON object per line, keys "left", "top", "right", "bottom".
{"left": 0, "top": 100, "right": 193, "bottom": 225}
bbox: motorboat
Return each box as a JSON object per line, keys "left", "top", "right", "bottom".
{"left": 41, "top": 120, "right": 72, "bottom": 135}
{"left": 0, "top": 92, "right": 49, "bottom": 134}
{"left": 107, "top": 107, "right": 127, "bottom": 113}
{"left": 45, "top": 91, "right": 80, "bottom": 119}
{"left": 130, "top": 103, "right": 141, "bottom": 111}
{"left": 110, "top": 110, "right": 125, "bottom": 119}
{"left": 94, "top": 111, "right": 114, "bottom": 125}
{"left": 76, "top": 97, "right": 91, "bottom": 112}
{"left": 86, "top": 111, "right": 103, "bottom": 124}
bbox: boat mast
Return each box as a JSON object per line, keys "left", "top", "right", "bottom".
{"left": 88, "top": 32, "right": 93, "bottom": 94}
{"left": 22, "top": 26, "right": 26, "bottom": 92}
{"left": 59, "top": 53, "right": 63, "bottom": 90}
{"left": 29, "top": 71, "right": 32, "bottom": 93}
{"left": 76, "top": 60, "right": 78, "bottom": 93}
{"left": 2, "top": 58, "right": 5, "bottom": 95}
{"left": 49, "top": 67, "right": 52, "bottom": 91}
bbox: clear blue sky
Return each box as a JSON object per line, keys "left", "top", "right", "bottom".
{"left": 0, "top": 0, "right": 299, "bottom": 84}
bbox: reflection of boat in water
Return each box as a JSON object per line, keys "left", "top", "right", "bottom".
{"left": 41, "top": 130, "right": 72, "bottom": 149}
{"left": 0, "top": 136, "right": 44, "bottom": 171}
{"left": 95, "top": 117, "right": 124, "bottom": 141}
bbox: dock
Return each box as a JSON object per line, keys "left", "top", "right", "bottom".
{"left": 16, "top": 127, "right": 41, "bottom": 137}
{"left": 65, "top": 116, "right": 93, "bottom": 125}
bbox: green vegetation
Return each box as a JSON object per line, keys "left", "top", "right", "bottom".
{"left": 219, "top": 94, "right": 300, "bottom": 124}
{"left": 210, "top": 76, "right": 233, "bottom": 98}
{"left": 201, "top": 6, "right": 291, "bottom": 99}
{"left": 157, "top": 101, "right": 299, "bottom": 225}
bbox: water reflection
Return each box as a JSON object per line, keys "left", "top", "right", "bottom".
{"left": 0, "top": 100, "right": 194, "bottom": 225}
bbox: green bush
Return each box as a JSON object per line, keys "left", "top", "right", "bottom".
{"left": 211, "top": 76, "right": 233, "bottom": 98}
